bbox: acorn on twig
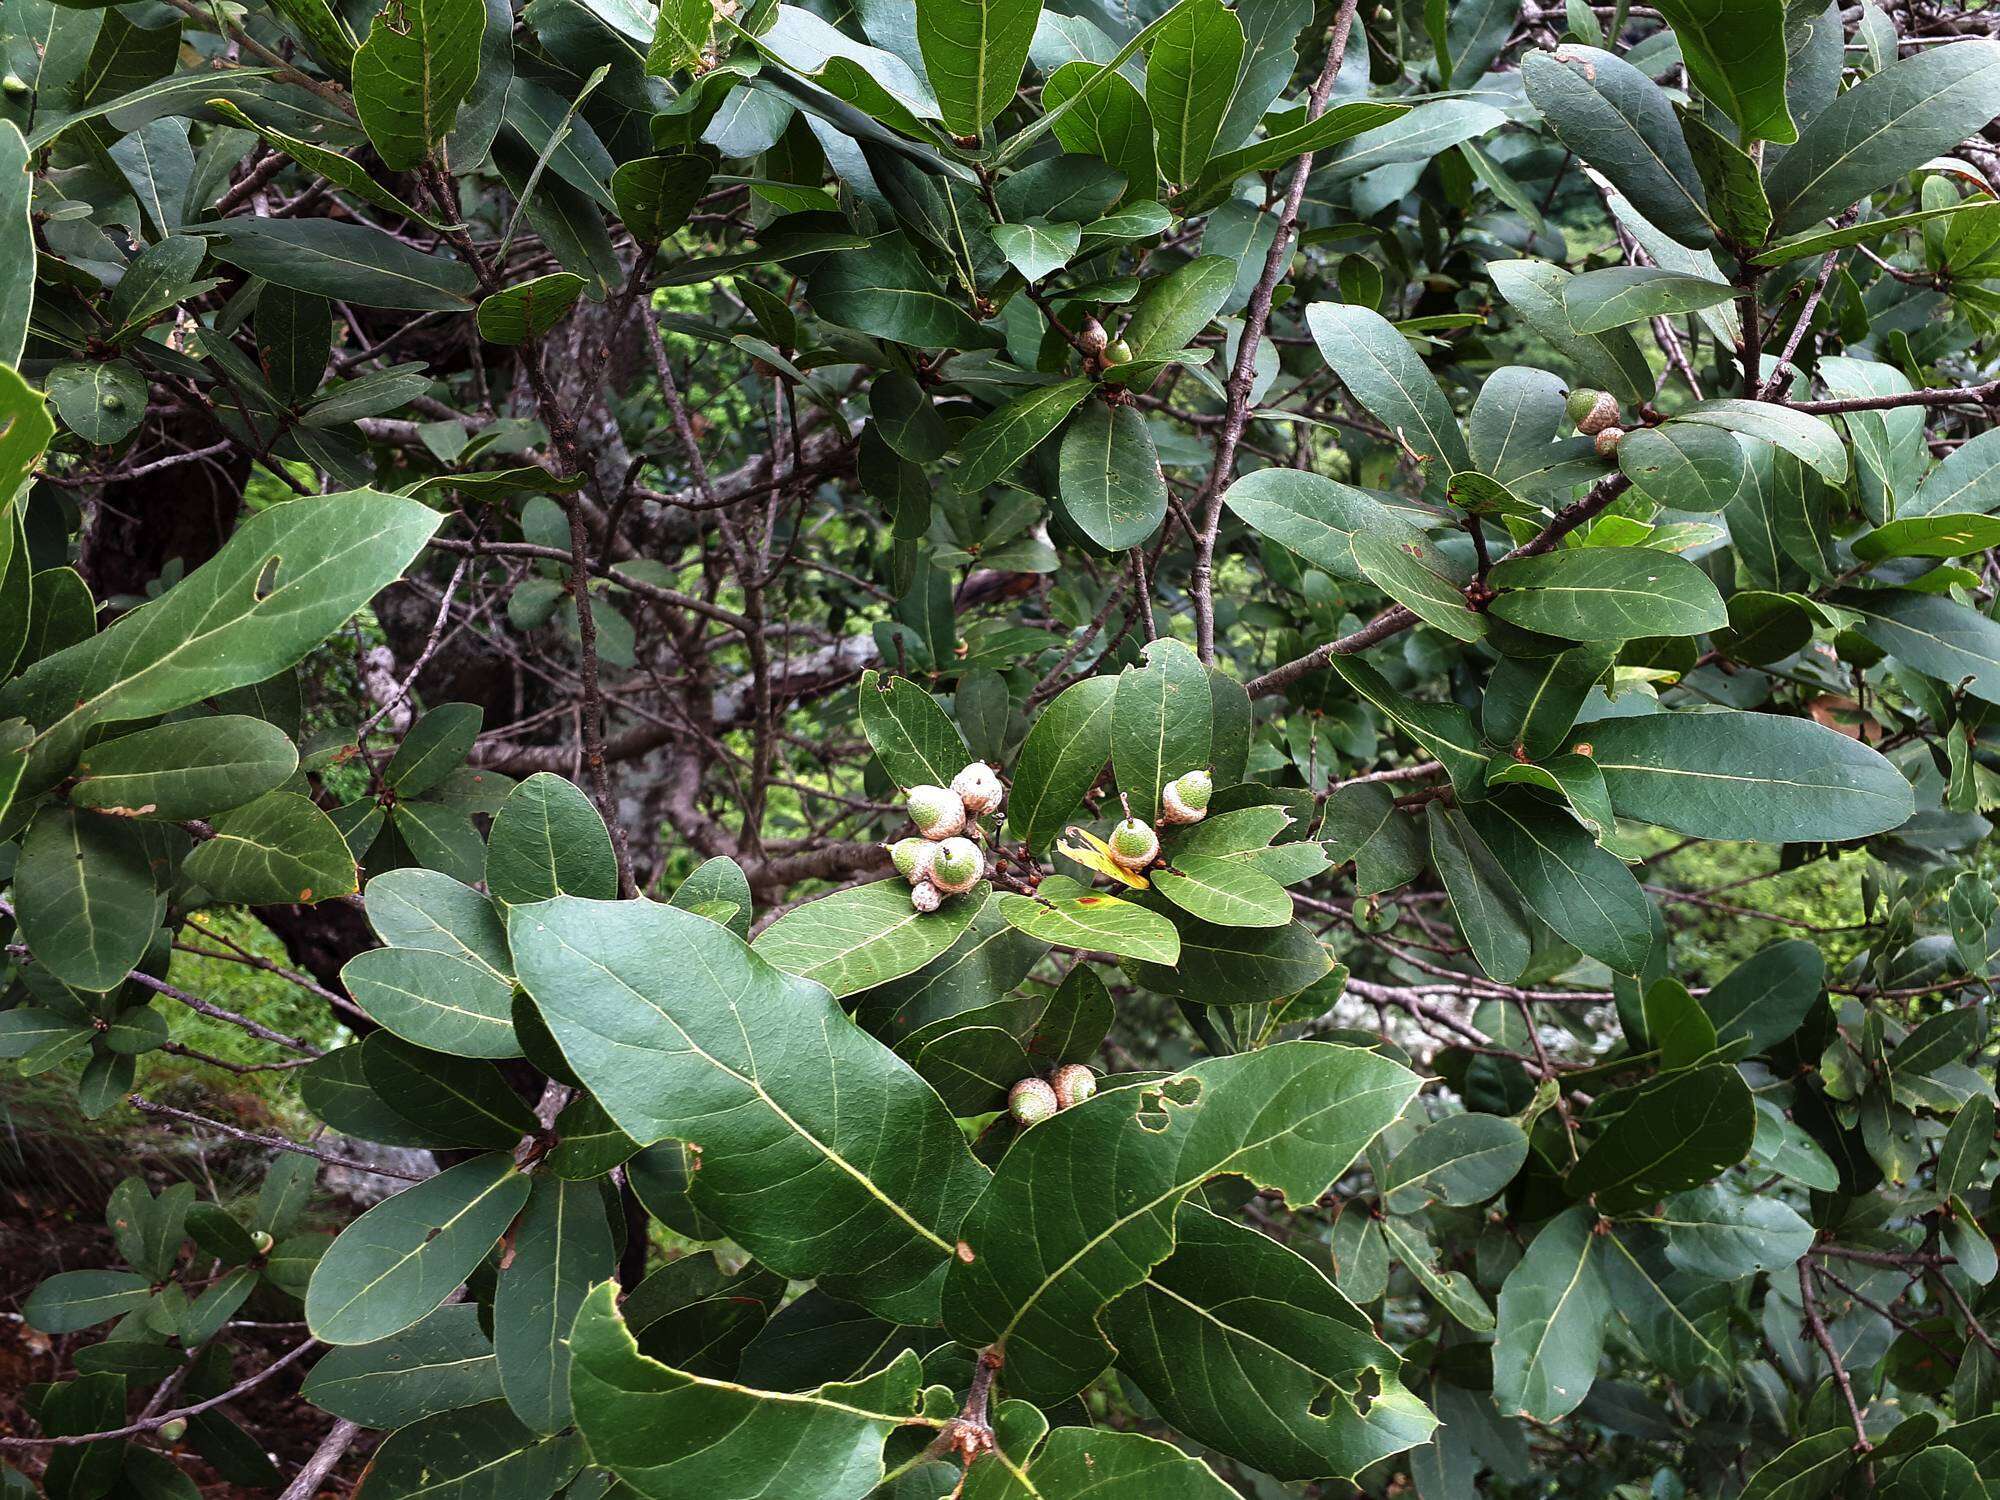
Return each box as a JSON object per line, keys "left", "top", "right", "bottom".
{"left": 907, "top": 784, "right": 966, "bottom": 840}
{"left": 951, "top": 761, "right": 1005, "bottom": 817}
{"left": 911, "top": 880, "right": 944, "bottom": 913}
{"left": 889, "top": 836, "right": 935, "bottom": 885}
{"left": 1566, "top": 387, "right": 1621, "bottom": 436}
{"left": 1108, "top": 817, "right": 1160, "bottom": 871}
{"left": 1050, "top": 1063, "right": 1097, "bottom": 1109}
{"left": 1160, "top": 769, "right": 1212, "bottom": 825}
{"left": 1009, "top": 1077, "right": 1059, "bottom": 1125}
{"left": 929, "top": 837, "right": 985, "bottom": 895}
{"left": 1594, "top": 426, "right": 1625, "bottom": 456}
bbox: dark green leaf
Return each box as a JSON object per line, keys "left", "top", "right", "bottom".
{"left": 1521, "top": 45, "right": 1713, "bottom": 247}
{"left": 1581, "top": 710, "right": 1912, "bottom": 842}
{"left": 1102, "top": 1203, "right": 1435, "bottom": 1481}
{"left": 496, "top": 1175, "right": 617, "bottom": 1433}
{"left": 1146, "top": 0, "right": 1243, "bottom": 185}
{"left": 1057, "top": 399, "right": 1166, "bottom": 551}
{"left": 301, "top": 1304, "right": 503, "bottom": 1428}
{"left": 943, "top": 1041, "right": 1420, "bottom": 1401}
{"left": 511, "top": 896, "right": 990, "bottom": 1322}
{"left": 856, "top": 670, "right": 970, "bottom": 790}
{"left": 1492, "top": 1205, "right": 1610, "bottom": 1422}
{"left": 15, "top": 805, "right": 158, "bottom": 991}
{"left": 354, "top": 1400, "right": 581, "bottom": 1500}
{"left": 72, "top": 716, "right": 297, "bottom": 820}
{"left": 570, "top": 1281, "right": 924, "bottom": 1498}
{"left": 486, "top": 772, "right": 618, "bottom": 905}
{"left": 755, "top": 878, "right": 986, "bottom": 997}
{"left": 1005, "top": 675, "right": 1116, "bottom": 851}
{"left": 1487, "top": 547, "right": 1727, "bottom": 641}
{"left": 1765, "top": 42, "right": 2000, "bottom": 234}
{"left": 203, "top": 217, "right": 477, "bottom": 310}
{"left": 1566, "top": 1065, "right": 1754, "bottom": 1213}
{"left": 306, "top": 1154, "right": 531, "bottom": 1345}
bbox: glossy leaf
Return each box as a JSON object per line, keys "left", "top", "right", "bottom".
{"left": 1493, "top": 1205, "right": 1610, "bottom": 1423}
{"left": 306, "top": 1154, "right": 531, "bottom": 1345}
{"left": 570, "top": 1281, "right": 924, "bottom": 1499}
{"left": 1102, "top": 1203, "right": 1435, "bottom": 1481}
{"left": 511, "top": 895, "right": 990, "bottom": 1321}
{"left": 1005, "top": 675, "right": 1115, "bottom": 851}
{"left": 1581, "top": 710, "right": 1912, "bottom": 843}
{"left": 71, "top": 716, "right": 297, "bottom": 820}
{"left": 1487, "top": 547, "right": 1727, "bottom": 641}
{"left": 756, "top": 878, "right": 985, "bottom": 997}
{"left": 856, "top": 670, "right": 969, "bottom": 790}
{"left": 943, "top": 1041, "right": 1420, "bottom": 1400}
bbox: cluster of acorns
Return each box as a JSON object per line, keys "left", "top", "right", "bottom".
{"left": 888, "top": 762, "right": 1005, "bottom": 911}
{"left": 1103, "top": 769, "right": 1212, "bottom": 872}
{"left": 1008, "top": 1063, "right": 1098, "bottom": 1125}
{"left": 1568, "top": 387, "right": 1625, "bottom": 455}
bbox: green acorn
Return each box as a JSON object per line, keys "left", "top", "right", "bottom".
{"left": 1105, "top": 337, "right": 1133, "bottom": 364}
{"left": 1108, "top": 816, "right": 1159, "bottom": 871}
{"left": 159, "top": 1419, "right": 187, "bottom": 1443}
{"left": 907, "top": 784, "right": 966, "bottom": 840}
{"left": 889, "top": 836, "right": 935, "bottom": 884}
{"left": 1160, "top": 769, "right": 1212, "bottom": 825}
{"left": 1, "top": 74, "right": 25, "bottom": 97}
{"left": 1050, "top": 1063, "right": 1097, "bottom": 1109}
{"left": 929, "top": 836, "right": 984, "bottom": 895}
{"left": 1567, "top": 388, "right": 1621, "bottom": 435}
{"left": 251, "top": 1229, "right": 274, "bottom": 1254}
{"left": 1009, "top": 1077, "right": 1059, "bottom": 1126}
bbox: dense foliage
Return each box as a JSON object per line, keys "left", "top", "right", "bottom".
{"left": 4, "top": 0, "right": 2000, "bottom": 1494}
